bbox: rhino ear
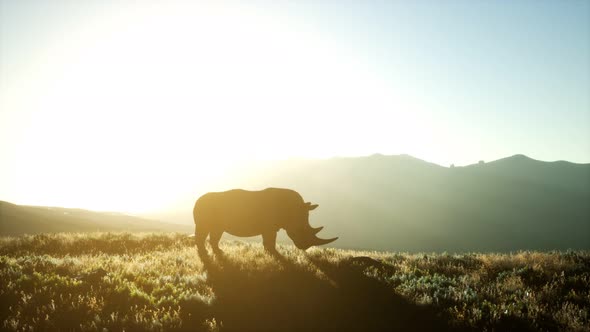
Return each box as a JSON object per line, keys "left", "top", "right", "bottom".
{"left": 305, "top": 202, "right": 319, "bottom": 210}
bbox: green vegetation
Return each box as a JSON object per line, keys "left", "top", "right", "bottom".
{"left": 1, "top": 233, "right": 589, "bottom": 331}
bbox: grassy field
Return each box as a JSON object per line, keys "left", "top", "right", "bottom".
{"left": 0, "top": 233, "right": 588, "bottom": 332}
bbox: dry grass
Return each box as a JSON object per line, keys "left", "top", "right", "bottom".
{"left": 0, "top": 232, "right": 588, "bottom": 331}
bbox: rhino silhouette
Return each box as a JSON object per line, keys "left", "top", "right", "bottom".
{"left": 193, "top": 188, "right": 337, "bottom": 254}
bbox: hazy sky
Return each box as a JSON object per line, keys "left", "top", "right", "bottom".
{"left": 1, "top": 0, "right": 589, "bottom": 211}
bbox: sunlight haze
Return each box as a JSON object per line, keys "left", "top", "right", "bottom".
{"left": 1, "top": 0, "right": 589, "bottom": 213}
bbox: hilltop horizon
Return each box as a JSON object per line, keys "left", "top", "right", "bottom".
{"left": 282, "top": 152, "right": 590, "bottom": 167}
{"left": 1, "top": 152, "right": 588, "bottom": 213}
{"left": 2, "top": 152, "right": 589, "bottom": 213}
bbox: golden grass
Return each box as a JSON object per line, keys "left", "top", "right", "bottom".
{"left": 0, "top": 232, "right": 588, "bottom": 331}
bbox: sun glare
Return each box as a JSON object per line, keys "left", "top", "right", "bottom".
{"left": 2, "top": 2, "right": 427, "bottom": 212}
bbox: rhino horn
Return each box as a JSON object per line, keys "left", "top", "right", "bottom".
{"left": 311, "top": 235, "right": 338, "bottom": 246}
{"left": 311, "top": 226, "right": 324, "bottom": 235}
{"left": 305, "top": 202, "right": 319, "bottom": 211}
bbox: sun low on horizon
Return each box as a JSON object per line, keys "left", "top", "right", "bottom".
{"left": 1, "top": 1, "right": 589, "bottom": 213}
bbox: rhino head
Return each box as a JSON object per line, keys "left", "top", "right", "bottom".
{"left": 285, "top": 202, "right": 338, "bottom": 250}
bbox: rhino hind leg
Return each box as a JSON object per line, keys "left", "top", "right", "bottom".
{"left": 195, "top": 224, "right": 209, "bottom": 254}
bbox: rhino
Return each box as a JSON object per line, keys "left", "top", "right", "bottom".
{"left": 193, "top": 188, "right": 337, "bottom": 253}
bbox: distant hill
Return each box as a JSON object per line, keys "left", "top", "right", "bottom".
{"left": 214, "top": 154, "right": 590, "bottom": 252}
{"left": 0, "top": 201, "right": 192, "bottom": 235}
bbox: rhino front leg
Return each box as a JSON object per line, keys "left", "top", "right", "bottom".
{"left": 262, "top": 231, "right": 278, "bottom": 254}
{"left": 209, "top": 230, "right": 224, "bottom": 254}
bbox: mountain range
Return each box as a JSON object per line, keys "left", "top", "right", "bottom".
{"left": 217, "top": 154, "right": 590, "bottom": 252}
{"left": 2, "top": 154, "right": 589, "bottom": 252}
